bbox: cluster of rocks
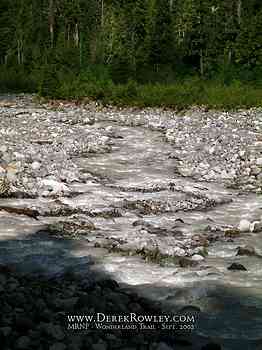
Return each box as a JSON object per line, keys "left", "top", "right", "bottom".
{"left": 0, "top": 266, "right": 221, "bottom": 350}
{"left": 92, "top": 216, "right": 262, "bottom": 268}
{"left": 238, "top": 219, "right": 262, "bottom": 233}
{"left": 164, "top": 109, "right": 262, "bottom": 192}
{"left": 1, "top": 97, "right": 261, "bottom": 260}
{"left": 0, "top": 103, "right": 115, "bottom": 198}
{"left": 88, "top": 103, "right": 262, "bottom": 192}
{"left": 1, "top": 96, "right": 262, "bottom": 199}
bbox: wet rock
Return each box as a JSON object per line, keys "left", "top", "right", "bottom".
{"left": 46, "top": 220, "right": 96, "bottom": 237}
{"left": 250, "top": 221, "right": 262, "bottom": 233}
{"left": 173, "top": 247, "right": 186, "bottom": 257}
{"left": 227, "top": 263, "right": 247, "bottom": 271}
{"left": 224, "top": 228, "right": 240, "bottom": 238}
{"left": 132, "top": 219, "right": 147, "bottom": 227}
{"left": 236, "top": 246, "right": 256, "bottom": 256}
{"left": 191, "top": 254, "right": 205, "bottom": 261}
{"left": 40, "top": 179, "right": 70, "bottom": 196}
{"left": 238, "top": 219, "right": 251, "bottom": 233}
{"left": 179, "top": 257, "right": 198, "bottom": 268}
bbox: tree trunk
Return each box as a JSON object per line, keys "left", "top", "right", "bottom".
{"left": 228, "top": 48, "right": 232, "bottom": 65}
{"left": 17, "top": 39, "right": 23, "bottom": 64}
{"left": 49, "top": 0, "right": 55, "bottom": 48}
{"left": 237, "top": 0, "right": 242, "bottom": 25}
{"left": 101, "top": 0, "right": 104, "bottom": 27}
{"left": 200, "top": 49, "right": 204, "bottom": 76}
{"left": 74, "top": 23, "right": 79, "bottom": 47}
{"left": 79, "top": 30, "right": 83, "bottom": 67}
{"left": 169, "top": 0, "right": 173, "bottom": 12}
{"left": 67, "top": 24, "right": 70, "bottom": 46}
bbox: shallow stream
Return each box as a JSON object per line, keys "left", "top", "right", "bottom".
{"left": 0, "top": 95, "right": 262, "bottom": 349}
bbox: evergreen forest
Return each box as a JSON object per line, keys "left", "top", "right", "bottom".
{"left": 1, "top": 0, "right": 262, "bottom": 108}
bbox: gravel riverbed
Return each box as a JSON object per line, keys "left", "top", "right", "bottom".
{"left": 0, "top": 94, "right": 262, "bottom": 350}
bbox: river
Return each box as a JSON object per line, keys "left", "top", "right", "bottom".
{"left": 0, "top": 94, "right": 262, "bottom": 349}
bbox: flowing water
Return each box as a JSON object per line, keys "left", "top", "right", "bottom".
{"left": 0, "top": 95, "right": 262, "bottom": 349}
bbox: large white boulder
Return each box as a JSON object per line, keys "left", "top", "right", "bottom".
{"left": 238, "top": 219, "right": 251, "bottom": 233}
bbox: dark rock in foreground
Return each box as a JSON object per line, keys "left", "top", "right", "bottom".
{"left": 201, "top": 343, "right": 222, "bottom": 350}
{"left": 227, "top": 263, "right": 247, "bottom": 271}
{"left": 0, "top": 266, "right": 205, "bottom": 350}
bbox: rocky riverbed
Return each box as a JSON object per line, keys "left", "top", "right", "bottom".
{"left": 0, "top": 94, "right": 262, "bottom": 350}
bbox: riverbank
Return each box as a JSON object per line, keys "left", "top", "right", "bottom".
{"left": 1, "top": 68, "right": 262, "bottom": 110}
{"left": 1, "top": 265, "right": 210, "bottom": 350}
{"left": 51, "top": 79, "right": 262, "bottom": 110}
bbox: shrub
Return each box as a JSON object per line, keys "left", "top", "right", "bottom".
{"left": 0, "top": 66, "right": 37, "bottom": 92}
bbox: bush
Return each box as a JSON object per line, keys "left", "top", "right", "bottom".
{"left": 39, "top": 64, "right": 59, "bottom": 98}
{"left": 1, "top": 62, "right": 261, "bottom": 110}
{"left": 0, "top": 66, "right": 37, "bottom": 92}
{"left": 110, "top": 56, "right": 134, "bottom": 84}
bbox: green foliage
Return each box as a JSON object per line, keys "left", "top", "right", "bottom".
{"left": 44, "top": 73, "right": 262, "bottom": 111}
{"left": 110, "top": 56, "right": 135, "bottom": 84}
{"left": 0, "top": 0, "right": 262, "bottom": 110}
{"left": 39, "top": 64, "right": 59, "bottom": 98}
{"left": 0, "top": 67, "right": 37, "bottom": 92}
{"left": 235, "top": 10, "right": 262, "bottom": 68}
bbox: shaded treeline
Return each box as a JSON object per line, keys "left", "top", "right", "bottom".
{"left": 0, "top": 0, "right": 262, "bottom": 102}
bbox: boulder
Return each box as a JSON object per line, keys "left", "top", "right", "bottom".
{"left": 40, "top": 179, "right": 70, "bottom": 196}
{"left": 256, "top": 158, "right": 262, "bottom": 166}
{"left": 236, "top": 246, "right": 256, "bottom": 256}
{"left": 238, "top": 219, "right": 251, "bottom": 233}
{"left": 250, "top": 221, "right": 262, "bottom": 233}
{"left": 31, "top": 161, "right": 41, "bottom": 170}
{"left": 179, "top": 257, "right": 198, "bottom": 268}
{"left": 191, "top": 254, "right": 205, "bottom": 261}
{"left": 228, "top": 263, "right": 247, "bottom": 271}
